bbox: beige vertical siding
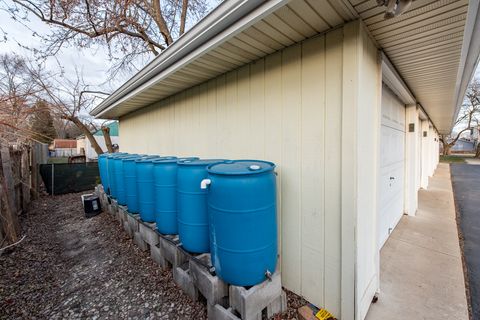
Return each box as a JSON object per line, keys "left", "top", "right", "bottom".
{"left": 119, "top": 22, "right": 380, "bottom": 319}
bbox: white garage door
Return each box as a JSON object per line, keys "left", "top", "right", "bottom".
{"left": 378, "top": 84, "right": 406, "bottom": 248}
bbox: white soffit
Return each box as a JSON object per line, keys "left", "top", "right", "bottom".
{"left": 349, "top": 0, "right": 478, "bottom": 134}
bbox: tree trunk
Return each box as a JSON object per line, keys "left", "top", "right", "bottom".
{"left": 441, "top": 140, "right": 452, "bottom": 156}
{"left": 443, "top": 144, "right": 452, "bottom": 156}
{"left": 101, "top": 126, "right": 114, "bottom": 153}
{"left": 67, "top": 116, "right": 104, "bottom": 156}
{"left": 180, "top": 0, "right": 189, "bottom": 35}
{"left": 475, "top": 143, "right": 480, "bottom": 158}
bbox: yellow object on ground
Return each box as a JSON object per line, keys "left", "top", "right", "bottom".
{"left": 315, "top": 308, "right": 334, "bottom": 320}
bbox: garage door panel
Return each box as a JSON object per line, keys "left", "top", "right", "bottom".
{"left": 378, "top": 84, "right": 406, "bottom": 248}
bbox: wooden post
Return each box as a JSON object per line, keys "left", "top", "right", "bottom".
{"left": 31, "top": 143, "right": 39, "bottom": 200}
{"left": 1, "top": 146, "right": 17, "bottom": 211}
{"left": 0, "top": 201, "right": 4, "bottom": 245}
{"left": 0, "top": 145, "right": 20, "bottom": 242}
{"left": 21, "top": 148, "right": 30, "bottom": 210}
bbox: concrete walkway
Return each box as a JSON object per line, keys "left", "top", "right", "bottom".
{"left": 366, "top": 163, "right": 469, "bottom": 320}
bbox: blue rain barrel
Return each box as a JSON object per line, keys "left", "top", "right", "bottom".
{"left": 114, "top": 154, "right": 139, "bottom": 205}
{"left": 153, "top": 157, "right": 197, "bottom": 235}
{"left": 124, "top": 155, "right": 159, "bottom": 214}
{"left": 206, "top": 160, "right": 277, "bottom": 286}
{"left": 107, "top": 153, "right": 128, "bottom": 198}
{"left": 137, "top": 157, "right": 171, "bottom": 222}
{"left": 177, "top": 159, "right": 226, "bottom": 253}
{"left": 98, "top": 154, "right": 109, "bottom": 193}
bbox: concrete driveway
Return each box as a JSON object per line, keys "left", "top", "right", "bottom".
{"left": 451, "top": 163, "right": 480, "bottom": 320}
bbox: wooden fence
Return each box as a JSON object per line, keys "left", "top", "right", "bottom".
{"left": 0, "top": 142, "right": 47, "bottom": 246}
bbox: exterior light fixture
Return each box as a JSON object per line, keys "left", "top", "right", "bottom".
{"left": 377, "top": 0, "right": 413, "bottom": 19}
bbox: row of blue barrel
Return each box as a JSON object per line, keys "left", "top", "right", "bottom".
{"left": 97, "top": 153, "right": 277, "bottom": 286}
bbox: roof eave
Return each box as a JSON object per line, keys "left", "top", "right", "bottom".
{"left": 90, "top": 0, "right": 289, "bottom": 118}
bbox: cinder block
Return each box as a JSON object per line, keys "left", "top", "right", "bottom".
{"left": 127, "top": 213, "right": 140, "bottom": 234}
{"left": 108, "top": 204, "right": 115, "bottom": 216}
{"left": 173, "top": 263, "right": 199, "bottom": 301}
{"left": 210, "top": 305, "right": 261, "bottom": 320}
{"left": 159, "top": 235, "right": 188, "bottom": 268}
{"left": 229, "top": 272, "right": 282, "bottom": 320}
{"left": 150, "top": 244, "right": 168, "bottom": 269}
{"left": 116, "top": 206, "right": 126, "bottom": 226}
{"left": 123, "top": 221, "right": 133, "bottom": 238}
{"left": 133, "top": 231, "right": 148, "bottom": 251}
{"left": 139, "top": 221, "right": 159, "bottom": 246}
{"left": 189, "top": 254, "right": 228, "bottom": 305}
{"left": 266, "top": 291, "right": 287, "bottom": 318}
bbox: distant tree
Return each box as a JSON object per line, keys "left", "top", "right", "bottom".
{"left": 54, "top": 118, "right": 84, "bottom": 139}
{"left": 30, "top": 100, "right": 57, "bottom": 143}
{"left": 439, "top": 78, "right": 480, "bottom": 156}
{"left": 6, "top": 0, "right": 215, "bottom": 77}
{"left": 0, "top": 53, "right": 40, "bottom": 143}
{"left": 26, "top": 66, "right": 108, "bottom": 155}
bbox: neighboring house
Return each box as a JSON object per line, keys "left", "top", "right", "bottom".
{"left": 76, "top": 122, "right": 120, "bottom": 161}
{"left": 91, "top": 1, "right": 480, "bottom": 320}
{"left": 49, "top": 139, "right": 77, "bottom": 157}
{"left": 451, "top": 139, "right": 476, "bottom": 153}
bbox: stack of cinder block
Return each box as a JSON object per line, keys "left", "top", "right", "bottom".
{"left": 96, "top": 186, "right": 287, "bottom": 320}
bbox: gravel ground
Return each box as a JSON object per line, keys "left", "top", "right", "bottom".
{"left": 0, "top": 192, "right": 306, "bottom": 320}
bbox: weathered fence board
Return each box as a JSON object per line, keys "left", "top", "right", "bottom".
{"left": 0, "top": 143, "right": 42, "bottom": 245}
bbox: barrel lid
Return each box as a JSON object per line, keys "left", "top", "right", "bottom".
{"left": 125, "top": 155, "right": 159, "bottom": 162}
{"left": 135, "top": 156, "right": 165, "bottom": 163}
{"left": 114, "top": 154, "right": 139, "bottom": 160}
{"left": 106, "top": 152, "right": 128, "bottom": 158}
{"left": 153, "top": 156, "right": 195, "bottom": 164}
{"left": 177, "top": 159, "right": 226, "bottom": 166}
{"left": 207, "top": 160, "right": 275, "bottom": 175}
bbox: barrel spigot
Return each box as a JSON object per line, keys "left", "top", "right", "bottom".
{"left": 265, "top": 270, "right": 272, "bottom": 281}
{"left": 200, "top": 179, "right": 211, "bottom": 189}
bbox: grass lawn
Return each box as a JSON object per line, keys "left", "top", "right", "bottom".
{"left": 439, "top": 155, "right": 472, "bottom": 163}
{"left": 47, "top": 157, "right": 69, "bottom": 164}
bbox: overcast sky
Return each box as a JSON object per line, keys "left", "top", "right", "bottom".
{"left": 0, "top": 2, "right": 141, "bottom": 93}
{"left": 0, "top": 0, "right": 220, "bottom": 96}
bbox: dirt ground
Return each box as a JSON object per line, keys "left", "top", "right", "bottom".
{"left": 0, "top": 192, "right": 306, "bottom": 320}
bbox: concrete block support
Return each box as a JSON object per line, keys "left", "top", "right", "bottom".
{"left": 123, "top": 221, "right": 134, "bottom": 238}
{"left": 159, "top": 235, "right": 188, "bottom": 268}
{"left": 118, "top": 206, "right": 129, "bottom": 228}
{"left": 210, "top": 305, "right": 261, "bottom": 320}
{"left": 127, "top": 213, "right": 140, "bottom": 235}
{"left": 150, "top": 244, "right": 168, "bottom": 269}
{"left": 173, "top": 263, "right": 199, "bottom": 301}
{"left": 139, "top": 221, "right": 159, "bottom": 246}
{"left": 133, "top": 231, "right": 149, "bottom": 251}
{"left": 266, "top": 291, "right": 287, "bottom": 318}
{"left": 189, "top": 254, "right": 229, "bottom": 305}
{"left": 229, "top": 272, "right": 282, "bottom": 320}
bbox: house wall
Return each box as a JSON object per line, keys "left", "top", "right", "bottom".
{"left": 119, "top": 21, "right": 380, "bottom": 320}
{"left": 77, "top": 138, "right": 86, "bottom": 155}
{"left": 84, "top": 136, "right": 120, "bottom": 160}
{"left": 51, "top": 148, "right": 77, "bottom": 157}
